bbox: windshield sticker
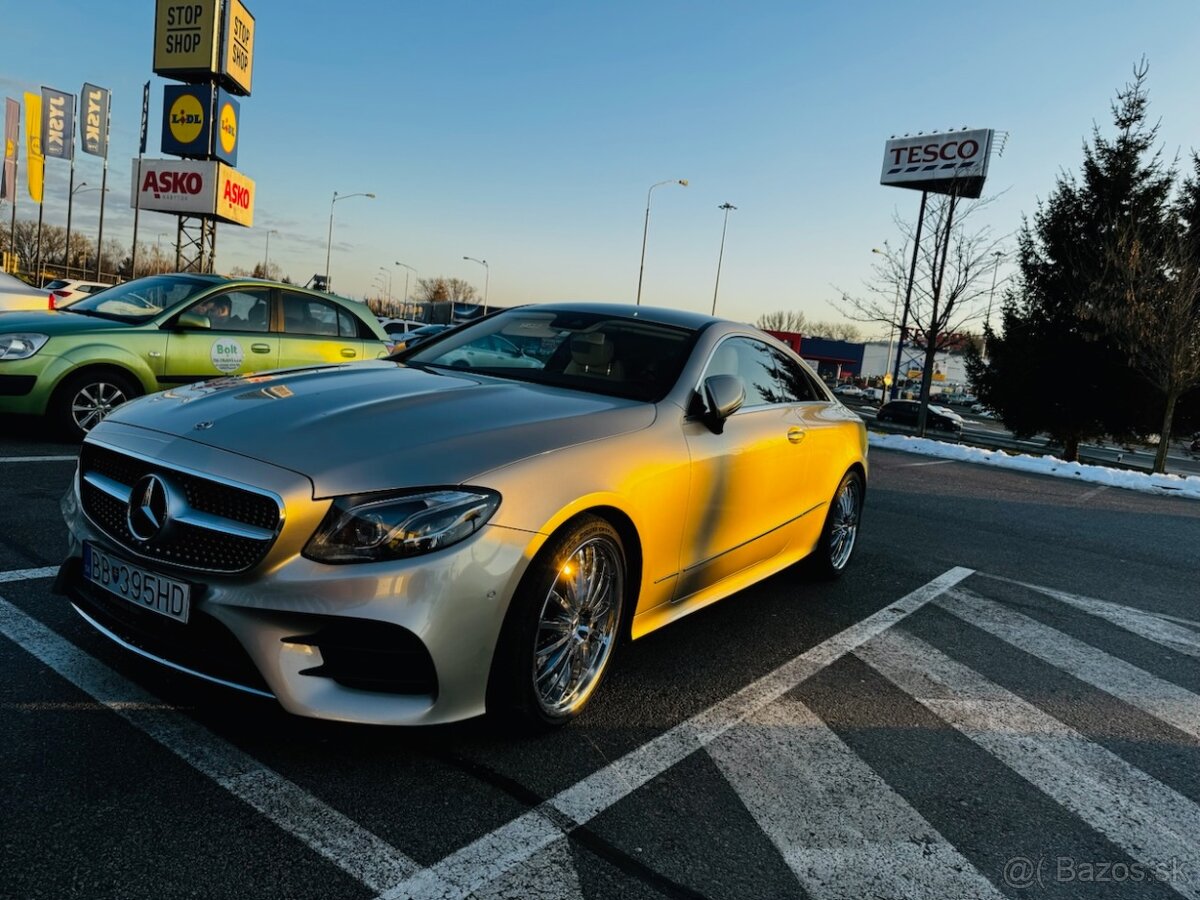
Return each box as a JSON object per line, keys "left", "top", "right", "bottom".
{"left": 211, "top": 339, "right": 245, "bottom": 373}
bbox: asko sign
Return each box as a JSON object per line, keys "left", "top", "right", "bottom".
{"left": 129, "top": 158, "right": 216, "bottom": 215}
{"left": 880, "top": 128, "right": 994, "bottom": 198}
{"left": 215, "top": 162, "right": 254, "bottom": 226}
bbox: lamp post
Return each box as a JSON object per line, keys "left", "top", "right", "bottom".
{"left": 65, "top": 184, "right": 106, "bottom": 276}
{"left": 263, "top": 229, "right": 279, "bottom": 276}
{"left": 636, "top": 178, "right": 688, "bottom": 306}
{"left": 324, "top": 190, "right": 376, "bottom": 290}
{"left": 983, "top": 250, "right": 1003, "bottom": 358}
{"left": 462, "top": 256, "right": 489, "bottom": 314}
{"left": 873, "top": 246, "right": 901, "bottom": 402}
{"left": 395, "top": 262, "right": 416, "bottom": 315}
{"left": 711, "top": 202, "right": 737, "bottom": 315}
{"left": 63, "top": 181, "right": 88, "bottom": 275}
{"left": 378, "top": 266, "right": 392, "bottom": 303}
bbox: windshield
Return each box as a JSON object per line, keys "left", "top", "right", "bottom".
{"left": 65, "top": 275, "right": 216, "bottom": 321}
{"left": 402, "top": 308, "right": 698, "bottom": 402}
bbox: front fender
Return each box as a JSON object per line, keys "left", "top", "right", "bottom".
{"left": 49, "top": 342, "right": 161, "bottom": 397}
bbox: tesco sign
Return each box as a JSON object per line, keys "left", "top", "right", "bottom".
{"left": 880, "top": 128, "right": 994, "bottom": 198}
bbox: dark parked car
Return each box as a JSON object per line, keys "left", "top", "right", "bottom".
{"left": 876, "top": 399, "right": 963, "bottom": 435}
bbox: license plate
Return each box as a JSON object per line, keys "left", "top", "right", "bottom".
{"left": 82, "top": 542, "right": 191, "bottom": 624}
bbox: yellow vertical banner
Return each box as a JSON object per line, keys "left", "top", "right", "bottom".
{"left": 23, "top": 92, "right": 43, "bottom": 203}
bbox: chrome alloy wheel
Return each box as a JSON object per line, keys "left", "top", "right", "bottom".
{"left": 828, "top": 476, "right": 862, "bottom": 571}
{"left": 71, "top": 381, "right": 130, "bottom": 433}
{"left": 532, "top": 536, "right": 623, "bottom": 717}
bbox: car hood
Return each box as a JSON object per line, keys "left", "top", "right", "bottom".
{"left": 104, "top": 361, "right": 656, "bottom": 496}
{"left": 0, "top": 309, "right": 133, "bottom": 335}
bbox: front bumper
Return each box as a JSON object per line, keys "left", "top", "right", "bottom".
{"left": 60, "top": 427, "right": 540, "bottom": 726}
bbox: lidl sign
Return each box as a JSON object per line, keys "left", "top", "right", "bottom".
{"left": 161, "top": 84, "right": 240, "bottom": 165}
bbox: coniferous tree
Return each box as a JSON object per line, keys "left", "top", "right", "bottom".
{"left": 969, "top": 65, "right": 1166, "bottom": 461}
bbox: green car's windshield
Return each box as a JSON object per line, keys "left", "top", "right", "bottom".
{"left": 64, "top": 275, "right": 215, "bottom": 321}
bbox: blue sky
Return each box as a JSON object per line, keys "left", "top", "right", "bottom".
{"left": 4, "top": 1, "right": 1200, "bottom": 329}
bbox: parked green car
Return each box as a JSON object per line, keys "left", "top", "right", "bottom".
{"left": 0, "top": 273, "right": 391, "bottom": 439}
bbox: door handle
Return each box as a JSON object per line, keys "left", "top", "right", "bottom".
{"left": 340, "top": 348, "right": 358, "bottom": 358}
{"left": 251, "top": 343, "right": 271, "bottom": 354}
{"left": 787, "top": 427, "right": 806, "bottom": 444}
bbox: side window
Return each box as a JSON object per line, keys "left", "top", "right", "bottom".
{"left": 282, "top": 292, "right": 341, "bottom": 337}
{"left": 191, "top": 288, "right": 270, "bottom": 333}
{"left": 704, "top": 337, "right": 780, "bottom": 408}
{"left": 337, "top": 308, "right": 359, "bottom": 338}
{"left": 772, "top": 350, "right": 826, "bottom": 402}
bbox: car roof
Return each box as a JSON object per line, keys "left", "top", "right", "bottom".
{"left": 517, "top": 301, "right": 718, "bottom": 331}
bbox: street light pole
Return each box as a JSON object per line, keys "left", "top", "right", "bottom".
{"left": 984, "top": 250, "right": 1003, "bottom": 358}
{"left": 462, "top": 256, "right": 489, "bottom": 314}
{"left": 873, "top": 246, "right": 901, "bottom": 402}
{"left": 263, "top": 229, "right": 278, "bottom": 275}
{"left": 64, "top": 181, "right": 87, "bottom": 275}
{"left": 324, "top": 190, "right": 375, "bottom": 290}
{"left": 711, "top": 202, "right": 737, "bottom": 316}
{"left": 636, "top": 178, "right": 688, "bottom": 306}
{"left": 395, "top": 262, "right": 416, "bottom": 314}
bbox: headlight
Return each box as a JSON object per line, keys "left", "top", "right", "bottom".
{"left": 304, "top": 489, "right": 501, "bottom": 563}
{"left": 0, "top": 333, "right": 49, "bottom": 361}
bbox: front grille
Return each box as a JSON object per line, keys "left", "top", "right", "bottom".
{"left": 60, "top": 558, "right": 272, "bottom": 695}
{"left": 79, "top": 443, "right": 282, "bottom": 574}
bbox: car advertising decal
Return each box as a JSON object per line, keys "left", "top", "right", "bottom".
{"left": 211, "top": 338, "right": 244, "bottom": 373}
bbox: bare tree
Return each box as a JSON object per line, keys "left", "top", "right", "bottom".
{"left": 836, "top": 193, "right": 1006, "bottom": 433}
{"left": 756, "top": 310, "right": 807, "bottom": 332}
{"left": 413, "top": 276, "right": 478, "bottom": 304}
{"left": 806, "top": 321, "right": 863, "bottom": 342}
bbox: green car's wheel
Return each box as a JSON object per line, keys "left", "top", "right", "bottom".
{"left": 51, "top": 369, "right": 141, "bottom": 441}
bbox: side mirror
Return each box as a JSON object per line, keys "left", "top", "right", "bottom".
{"left": 701, "top": 374, "right": 744, "bottom": 434}
{"left": 177, "top": 312, "right": 212, "bottom": 330}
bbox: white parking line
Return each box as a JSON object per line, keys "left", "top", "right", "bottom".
{"left": 941, "top": 588, "right": 1200, "bottom": 740}
{"left": 709, "top": 696, "right": 1004, "bottom": 900}
{"left": 0, "top": 455, "right": 77, "bottom": 463}
{"left": 381, "top": 566, "right": 975, "bottom": 900}
{"left": 0, "top": 566, "right": 59, "bottom": 583}
{"left": 979, "top": 573, "right": 1200, "bottom": 659}
{"left": 0, "top": 595, "right": 420, "bottom": 894}
{"left": 860, "top": 629, "right": 1200, "bottom": 899}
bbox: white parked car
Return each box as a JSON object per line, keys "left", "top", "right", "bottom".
{"left": 42, "top": 279, "right": 112, "bottom": 309}
{"left": 377, "top": 317, "right": 426, "bottom": 337}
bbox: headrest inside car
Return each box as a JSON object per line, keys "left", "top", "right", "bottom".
{"left": 570, "top": 332, "right": 614, "bottom": 367}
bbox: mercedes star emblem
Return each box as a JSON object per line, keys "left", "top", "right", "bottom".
{"left": 126, "top": 474, "right": 171, "bottom": 542}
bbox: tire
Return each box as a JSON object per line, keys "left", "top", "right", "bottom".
{"left": 51, "top": 369, "right": 141, "bottom": 441}
{"left": 808, "top": 470, "right": 864, "bottom": 580}
{"left": 488, "top": 515, "right": 626, "bottom": 727}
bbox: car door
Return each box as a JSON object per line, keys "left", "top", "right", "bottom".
{"left": 277, "top": 291, "right": 365, "bottom": 366}
{"left": 771, "top": 349, "right": 846, "bottom": 551}
{"left": 161, "top": 287, "right": 278, "bottom": 386}
{"left": 675, "top": 336, "right": 808, "bottom": 601}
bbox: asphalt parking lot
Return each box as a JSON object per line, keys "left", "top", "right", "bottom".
{"left": 2, "top": 423, "right": 1199, "bottom": 899}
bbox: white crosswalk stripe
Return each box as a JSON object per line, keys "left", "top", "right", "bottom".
{"left": 709, "top": 696, "right": 1004, "bottom": 900}
{"left": 979, "top": 573, "right": 1200, "bottom": 659}
{"left": 378, "top": 567, "right": 976, "bottom": 900}
{"left": 939, "top": 588, "right": 1200, "bottom": 740}
{"left": 0, "top": 595, "right": 420, "bottom": 894}
{"left": 859, "top": 628, "right": 1200, "bottom": 899}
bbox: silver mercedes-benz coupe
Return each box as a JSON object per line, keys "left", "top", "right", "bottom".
{"left": 57, "top": 303, "right": 868, "bottom": 726}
